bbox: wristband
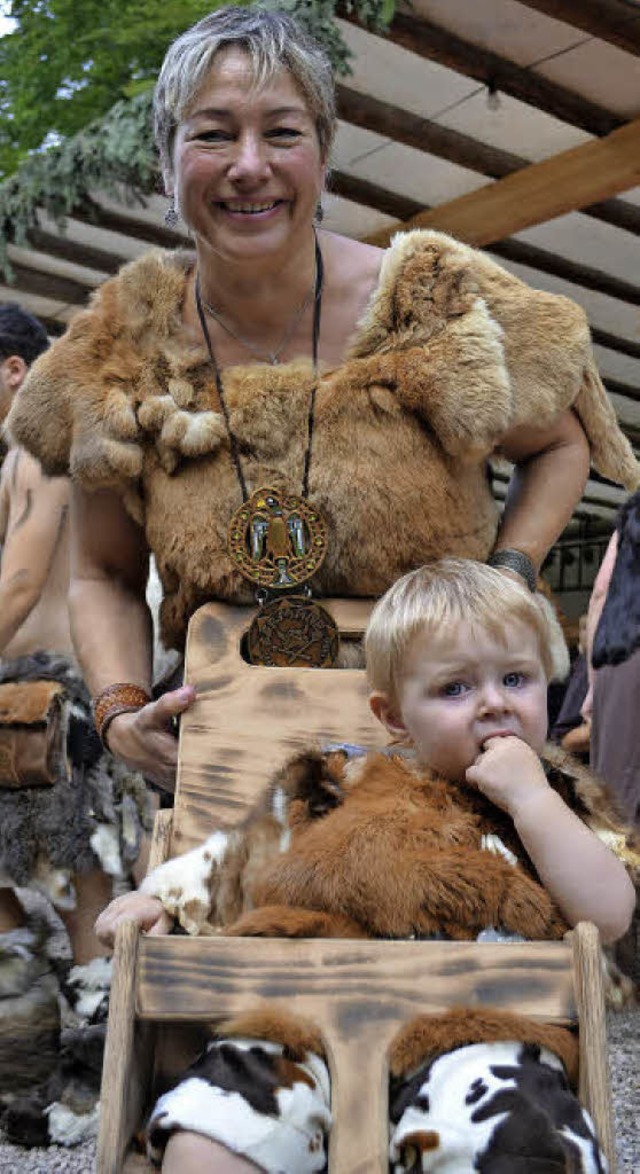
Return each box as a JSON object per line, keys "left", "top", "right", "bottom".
{"left": 93, "top": 682, "right": 151, "bottom": 746}
{"left": 487, "top": 548, "right": 537, "bottom": 593}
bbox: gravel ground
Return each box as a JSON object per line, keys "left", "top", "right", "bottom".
{"left": 2, "top": 894, "right": 638, "bottom": 1172}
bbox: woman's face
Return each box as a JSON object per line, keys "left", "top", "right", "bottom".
{"left": 170, "top": 48, "right": 325, "bottom": 266}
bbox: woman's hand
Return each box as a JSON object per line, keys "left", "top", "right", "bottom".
{"left": 106, "top": 685, "right": 196, "bottom": 790}
{"left": 95, "top": 891, "right": 174, "bottom": 949}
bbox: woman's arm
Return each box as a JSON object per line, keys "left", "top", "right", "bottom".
{"left": 0, "top": 455, "right": 69, "bottom": 652}
{"left": 494, "top": 408, "right": 590, "bottom": 573}
{"left": 70, "top": 485, "right": 194, "bottom": 788}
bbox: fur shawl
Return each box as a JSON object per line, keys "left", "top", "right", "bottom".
{"left": 9, "top": 230, "right": 639, "bottom": 649}
{"left": 141, "top": 742, "right": 637, "bottom": 940}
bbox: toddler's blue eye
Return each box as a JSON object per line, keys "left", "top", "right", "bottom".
{"left": 504, "top": 672, "right": 524, "bottom": 688}
{"left": 442, "top": 682, "right": 465, "bottom": 697}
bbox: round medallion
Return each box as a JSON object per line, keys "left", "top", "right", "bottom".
{"left": 228, "top": 486, "right": 328, "bottom": 591}
{"left": 246, "top": 596, "right": 339, "bottom": 668}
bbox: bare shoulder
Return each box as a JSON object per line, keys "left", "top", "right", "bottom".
{"left": 319, "top": 231, "right": 384, "bottom": 290}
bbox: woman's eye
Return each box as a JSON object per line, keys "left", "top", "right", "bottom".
{"left": 267, "top": 127, "right": 301, "bottom": 140}
{"left": 196, "top": 129, "right": 232, "bottom": 143}
{"left": 504, "top": 672, "right": 524, "bottom": 688}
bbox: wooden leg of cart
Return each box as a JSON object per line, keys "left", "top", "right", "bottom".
{"left": 96, "top": 809, "right": 173, "bottom": 1174}
{"left": 96, "top": 920, "right": 157, "bottom": 1174}
{"left": 572, "top": 921, "right": 615, "bottom": 1171}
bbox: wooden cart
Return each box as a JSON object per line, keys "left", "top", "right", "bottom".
{"left": 96, "top": 600, "right": 615, "bottom": 1173}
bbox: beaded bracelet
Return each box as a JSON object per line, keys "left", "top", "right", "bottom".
{"left": 93, "top": 682, "right": 152, "bottom": 747}
{"left": 487, "top": 548, "right": 537, "bottom": 593}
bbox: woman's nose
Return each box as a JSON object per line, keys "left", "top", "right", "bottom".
{"left": 228, "top": 133, "right": 270, "bottom": 182}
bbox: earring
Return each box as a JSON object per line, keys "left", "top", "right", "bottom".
{"left": 164, "top": 197, "right": 179, "bottom": 229}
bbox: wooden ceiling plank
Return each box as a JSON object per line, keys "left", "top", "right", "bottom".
{"left": 24, "top": 227, "right": 125, "bottom": 277}
{"left": 591, "top": 328, "right": 640, "bottom": 362}
{"left": 583, "top": 197, "right": 640, "bottom": 235}
{"left": 6, "top": 262, "right": 93, "bottom": 306}
{"left": 330, "top": 171, "right": 422, "bottom": 221}
{"left": 515, "top": 0, "right": 640, "bottom": 58}
{"left": 365, "top": 116, "right": 640, "bottom": 247}
{"left": 336, "top": 87, "right": 640, "bottom": 237}
{"left": 603, "top": 376, "right": 640, "bottom": 404}
{"left": 361, "top": 11, "right": 623, "bottom": 136}
{"left": 336, "top": 85, "right": 522, "bottom": 177}
{"left": 490, "top": 238, "right": 640, "bottom": 305}
{"left": 71, "top": 199, "right": 187, "bottom": 250}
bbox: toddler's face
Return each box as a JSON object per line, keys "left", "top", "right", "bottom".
{"left": 379, "top": 619, "right": 548, "bottom": 780}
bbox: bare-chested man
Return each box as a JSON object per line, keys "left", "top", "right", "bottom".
{"left": 0, "top": 305, "right": 150, "bottom": 1143}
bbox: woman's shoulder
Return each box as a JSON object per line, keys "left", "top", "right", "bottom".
{"left": 7, "top": 248, "right": 195, "bottom": 480}
{"left": 75, "top": 247, "right": 194, "bottom": 344}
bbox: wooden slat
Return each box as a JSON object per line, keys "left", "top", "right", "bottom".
{"left": 348, "top": 12, "right": 623, "bottom": 136}
{"left": 337, "top": 85, "right": 640, "bottom": 240}
{"left": 147, "top": 809, "right": 173, "bottom": 872}
{"left": 173, "top": 600, "right": 384, "bottom": 854}
{"left": 572, "top": 923, "right": 615, "bottom": 1169}
{"left": 138, "top": 935, "right": 577, "bottom": 1023}
{"left": 336, "top": 84, "right": 524, "bottom": 178}
{"left": 366, "top": 116, "right": 640, "bottom": 248}
{"left": 97, "top": 921, "right": 155, "bottom": 1174}
{"left": 517, "top": 0, "right": 640, "bottom": 57}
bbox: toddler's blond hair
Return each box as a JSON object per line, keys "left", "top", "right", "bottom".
{"left": 365, "top": 558, "right": 568, "bottom": 702}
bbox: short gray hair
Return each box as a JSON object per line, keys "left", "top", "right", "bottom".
{"left": 154, "top": 6, "right": 337, "bottom": 177}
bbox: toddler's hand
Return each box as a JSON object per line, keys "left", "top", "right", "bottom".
{"left": 95, "top": 891, "right": 174, "bottom": 949}
{"left": 465, "top": 735, "right": 549, "bottom": 818}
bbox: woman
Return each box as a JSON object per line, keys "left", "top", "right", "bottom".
{"left": 9, "top": 10, "right": 638, "bottom": 799}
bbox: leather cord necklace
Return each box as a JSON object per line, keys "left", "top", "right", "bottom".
{"left": 195, "top": 231, "right": 339, "bottom": 668}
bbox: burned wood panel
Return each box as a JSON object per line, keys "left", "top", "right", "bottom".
{"left": 172, "top": 601, "right": 385, "bottom": 855}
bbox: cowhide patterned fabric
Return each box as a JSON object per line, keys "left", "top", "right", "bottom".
{"left": 389, "top": 1040, "right": 606, "bottom": 1173}
{"left": 147, "top": 1035, "right": 331, "bottom": 1171}
{"left": 146, "top": 1029, "right": 607, "bottom": 1172}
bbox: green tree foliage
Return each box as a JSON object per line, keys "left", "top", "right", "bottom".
{"left": 0, "top": 0, "right": 224, "bottom": 179}
{"left": 0, "top": 0, "right": 394, "bottom": 180}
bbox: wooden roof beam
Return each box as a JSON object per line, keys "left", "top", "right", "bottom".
{"left": 336, "top": 86, "right": 640, "bottom": 238}
{"left": 515, "top": 0, "right": 640, "bottom": 58}
{"left": 345, "top": 11, "right": 623, "bottom": 136}
{"left": 366, "top": 116, "right": 640, "bottom": 247}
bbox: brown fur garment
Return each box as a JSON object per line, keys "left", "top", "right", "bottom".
{"left": 9, "top": 231, "right": 639, "bottom": 651}
{"left": 223, "top": 749, "right": 569, "bottom": 941}
{"left": 186, "top": 744, "right": 632, "bottom": 944}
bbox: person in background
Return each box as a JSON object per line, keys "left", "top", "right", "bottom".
{"left": 0, "top": 303, "right": 150, "bottom": 1148}
{"left": 550, "top": 613, "right": 590, "bottom": 759}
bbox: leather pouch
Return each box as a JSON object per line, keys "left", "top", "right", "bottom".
{"left": 0, "top": 680, "right": 68, "bottom": 788}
